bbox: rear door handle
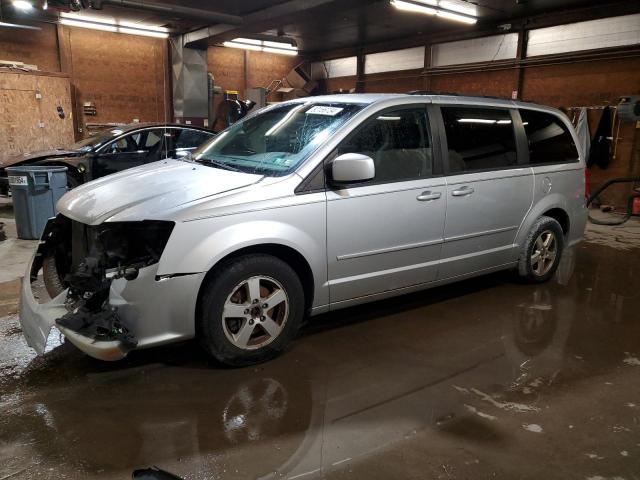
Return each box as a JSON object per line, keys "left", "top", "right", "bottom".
{"left": 417, "top": 191, "right": 442, "bottom": 202}
{"left": 451, "top": 186, "right": 474, "bottom": 197}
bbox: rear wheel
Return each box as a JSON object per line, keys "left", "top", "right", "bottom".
{"left": 198, "top": 254, "right": 304, "bottom": 367}
{"left": 518, "top": 216, "right": 564, "bottom": 283}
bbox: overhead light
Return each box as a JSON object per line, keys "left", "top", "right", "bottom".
{"left": 458, "top": 118, "right": 496, "bottom": 124}
{"left": 60, "top": 18, "right": 117, "bottom": 32}
{"left": 497, "top": 119, "right": 512, "bottom": 124}
{"left": 12, "top": 0, "right": 33, "bottom": 10}
{"left": 391, "top": 0, "right": 477, "bottom": 25}
{"left": 0, "top": 21, "right": 40, "bottom": 30}
{"left": 223, "top": 37, "right": 298, "bottom": 56}
{"left": 59, "top": 14, "right": 169, "bottom": 38}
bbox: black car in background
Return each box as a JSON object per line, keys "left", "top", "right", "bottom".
{"left": 0, "top": 123, "right": 215, "bottom": 195}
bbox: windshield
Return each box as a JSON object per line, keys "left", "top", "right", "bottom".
{"left": 72, "top": 128, "right": 129, "bottom": 153}
{"left": 193, "top": 102, "right": 364, "bottom": 175}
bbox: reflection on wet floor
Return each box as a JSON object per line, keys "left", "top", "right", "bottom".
{"left": 0, "top": 239, "right": 639, "bottom": 480}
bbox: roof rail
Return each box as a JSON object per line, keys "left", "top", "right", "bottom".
{"left": 407, "top": 90, "right": 512, "bottom": 102}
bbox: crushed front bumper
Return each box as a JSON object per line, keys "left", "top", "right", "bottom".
{"left": 19, "top": 262, "right": 129, "bottom": 361}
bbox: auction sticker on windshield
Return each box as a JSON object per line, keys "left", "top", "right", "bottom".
{"left": 8, "top": 176, "right": 28, "bottom": 186}
{"left": 306, "top": 106, "right": 344, "bottom": 116}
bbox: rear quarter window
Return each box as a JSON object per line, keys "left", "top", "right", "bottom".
{"left": 519, "top": 109, "right": 579, "bottom": 165}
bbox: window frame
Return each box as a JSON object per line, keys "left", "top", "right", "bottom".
{"left": 434, "top": 104, "right": 528, "bottom": 176}
{"left": 323, "top": 103, "right": 443, "bottom": 190}
{"left": 517, "top": 107, "right": 581, "bottom": 167}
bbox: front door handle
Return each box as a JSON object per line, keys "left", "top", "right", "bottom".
{"left": 417, "top": 191, "right": 442, "bottom": 202}
{"left": 451, "top": 186, "right": 475, "bottom": 197}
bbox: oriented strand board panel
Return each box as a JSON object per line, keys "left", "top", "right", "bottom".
{"left": 0, "top": 22, "right": 60, "bottom": 72}
{"left": 0, "top": 73, "right": 41, "bottom": 162}
{"left": 36, "top": 75, "right": 75, "bottom": 150}
{"left": 0, "top": 72, "right": 74, "bottom": 162}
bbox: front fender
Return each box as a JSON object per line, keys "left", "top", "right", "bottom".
{"left": 157, "top": 202, "right": 328, "bottom": 307}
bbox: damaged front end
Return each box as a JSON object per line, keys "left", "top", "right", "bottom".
{"left": 22, "top": 215, "right": 174, "bottom": 360}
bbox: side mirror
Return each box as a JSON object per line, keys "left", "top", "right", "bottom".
{"left": 330, "top": 153, "right": 375, "bottom": 184}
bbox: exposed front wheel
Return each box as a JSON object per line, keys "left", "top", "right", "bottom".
{"left": 198, "top": 254, "right": 305, "bottom": 366}
{"left": 518, "top": 216, "right": 565, "bottom": 283}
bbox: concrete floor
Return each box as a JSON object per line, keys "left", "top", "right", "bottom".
{"left": 1, "top": 200, "right": 639, "bottom": 480}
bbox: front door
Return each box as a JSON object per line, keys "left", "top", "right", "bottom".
{"left": 326, "top": 105, "right": 446, "bottom": 305}
{"left": 92, "top": 128, "right": 165, "bottom": 179}
{"left": 436, "top": 105, "right": 534, "bottom": 279}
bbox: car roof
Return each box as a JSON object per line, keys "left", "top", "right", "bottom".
{"left": 99, "top": 123, "right": 214, "bottom": 134}
{"left": 287, "top": 93, "right": 563, "bottom": 116}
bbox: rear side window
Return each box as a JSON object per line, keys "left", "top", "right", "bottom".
{"left": 338, "top": 107, "right": 432, "bottom": 184}
{"left": 441, "top": 106, "right": 517, "bottom": 174}
{"left": 519, "top": 109, "right": 579, "bottom": 164}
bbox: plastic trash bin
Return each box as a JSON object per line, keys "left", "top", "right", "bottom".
{"left": 5, "top": 165, "right": 68, "bottom": 240}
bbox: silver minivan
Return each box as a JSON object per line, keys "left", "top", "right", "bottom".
{"left": 20, "top": 94, "right": 587, "bottom": 365}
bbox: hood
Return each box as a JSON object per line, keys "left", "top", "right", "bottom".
{"left": 0, "top": 149, "right": 80, "bottom": 168}
{"left": 57, "top": 159, "right": 263, "bottom": 225}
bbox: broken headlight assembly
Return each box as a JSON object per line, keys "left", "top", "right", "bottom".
{"left": 31, "top": 215, "right": 174, "bottom": 348}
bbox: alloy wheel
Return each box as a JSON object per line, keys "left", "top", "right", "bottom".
{"left": 222, "top": 275, "right": 289, "bottom": 350}
{"left": 531, "top": 230, "right": 557, "bottom": 276}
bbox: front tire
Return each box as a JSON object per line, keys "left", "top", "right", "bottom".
{"left": 517, "top": 216, "right": 564, "bottom": 283}
{"left": 198, "top": 254, "right": 305, "bottom": 367}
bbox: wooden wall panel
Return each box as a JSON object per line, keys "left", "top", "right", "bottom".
{"left": 0, "top": 23, "right": 60, "bottom": 72}
{"left": 0, "top": 72, "right": 74, "bottom": 162}
{"left": 0, "top": 73, "right": 41, "bottom": 162}
{"left": 36, "top": 76, "right": 75, "bottom": 150}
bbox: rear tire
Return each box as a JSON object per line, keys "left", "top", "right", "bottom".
{"left": 517, "top": 216, "right": 564, "bottom": 283}
{"left": 198, "top": 254, "right": 305, "bottom": 367}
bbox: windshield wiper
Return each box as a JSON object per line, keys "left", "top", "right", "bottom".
{"left": 196, "top": 158, "right": 241, "bottom": 172}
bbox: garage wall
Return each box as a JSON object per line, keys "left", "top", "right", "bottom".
{"left": 0, "top": 23, "right": 60, "bottom": 72}
{"left": 0, "top": 20, "right": 169, "bottom": 153}
{"left": 61, "top": 26, "right": 169, "bottom": 134}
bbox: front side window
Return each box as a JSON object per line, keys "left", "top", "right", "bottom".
{"left": 174, "top": 129, "right": 213, "bottom": 149}
{"left": 194, "top": 102, "right": 364, "bottom": 176}
{"left": 519, "top": 109, "right": 579, "bottom": 164}
{"left": 337, "top": 107, "right": 432, "bottom": 184}
{"left": 441, "top": 106, "right": 517, "bottom": 174}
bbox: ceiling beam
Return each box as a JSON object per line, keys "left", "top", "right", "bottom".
{"left": 183, "top": 0, "right": 376, "bottom": 49}
{"left": 98, "top": 0, "right": 243, "bottom": 25}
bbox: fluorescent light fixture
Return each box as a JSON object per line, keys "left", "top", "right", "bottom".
{"left": 12, "top": 0, "right": 33, "bottom": 10}
{"left": 458, "top": 118, "right": 497, "bottom": 124}
{"left": 60, "top": 18, "right": 117, "bottom": 32}
{"left": 0, "top": 21, "right": 40, "bottom": 30}
{"left": 497, "top": 119, "right": 512, "bottom": 124}
{"left": 224, "top": 37, "right": 298, "bottom": 56}
{"left": 391, "top": 0, "right": 477, "bottom": 24}
{"left": 224, "top": 41, "right": 262, "bottom": 51}
{"left": 119, "top": 27, "right": 168, "bottom": 38}
{"left": 436, "top": 9, "right": 477, "bottom": 24}
{"left": 59, "top": 14, "right": 169, "bottom": 38}
{"left": 391, "top": 0, "right": 437, "bottom": 15}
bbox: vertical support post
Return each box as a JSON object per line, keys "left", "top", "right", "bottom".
{"left": 170, "top": 36, "right": 208, "bottom": 127}
{"left": 514, "top": 28, "right": 527, "bottom": 100}
{"left": 423, "top": 43, "right": 432, "bottom": 92}
{"left": 355, "top": 50, "right": 365, "bottom": 93}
